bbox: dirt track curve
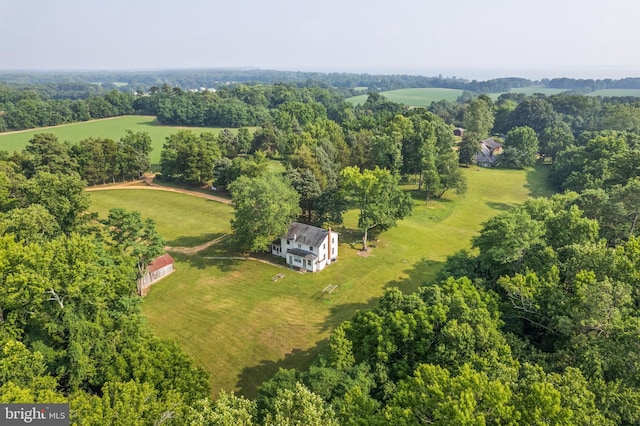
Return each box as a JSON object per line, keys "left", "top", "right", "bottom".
{"left": 85, "top": 179, "right": 232, "bottom": 204}
{"left": 86, "top": 180, "right": 290, "bottom": 268}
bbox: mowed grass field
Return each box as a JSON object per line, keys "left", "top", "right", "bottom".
{"left": 88, "top": 164, "right": 554, "bottom": 398}
{"left": 587, "top": 88, "right": 640, "bottom": 97}
{"left": 347, "top": 88, "right": 465, "bottom": 106}
{"left": 347, "top": 86, "right": 640, "bottom": 108}
{"left": 0, "top": 116, "right": 230, "bottom": 166}
{"left": 347, "top": 86, "right": 575, "bottom": 106}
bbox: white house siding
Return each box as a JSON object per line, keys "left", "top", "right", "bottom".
{"left": 272, "top": 223, "right": 338, "bottom": 272}
{"left": 137, "top": 264, "right": 174, "bottom": 296}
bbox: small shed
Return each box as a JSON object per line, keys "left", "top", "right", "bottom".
{"left": 137, "top": 253, "right": 175, "bottom": 296}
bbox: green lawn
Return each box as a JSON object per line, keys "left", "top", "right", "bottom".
{"left": 88, "top": 164, "right": 554, "bottom": 398}
{"left": 88, "top": 189, "right": 233, "bottom": 247}
{"left": 0, "top": 116, "right": 231, "bottom": 166}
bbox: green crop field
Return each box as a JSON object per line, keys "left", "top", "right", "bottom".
{"left": 508, "top": 85, "right": 568, "bottom": 96}
{"left": 0, "top": 116, "right": 231, "bottom": 166}
{"left": 587, "top": 89, "right": 640, "bottom": 97}
{"left": 89, "top": 164, "right": 554, "bottom": 398}
{"left": 347, "top": 86, "right": 573, "bottom": 106}
{"left": 347, "top": 88, "right": 465, "bottom": 107}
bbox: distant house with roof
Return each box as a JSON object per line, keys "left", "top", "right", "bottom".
{"left": 476, "top": 137, "right": 503, "bottom": 167}
{"left": 137, "top": 253, "right": 175, "bottom": 296}
{"left": 271, "top": 222, "right": 338, "bottom": 272}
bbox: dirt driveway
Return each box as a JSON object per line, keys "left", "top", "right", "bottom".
{"left": 85, "top": 179, "right": 232, "bottom": 204}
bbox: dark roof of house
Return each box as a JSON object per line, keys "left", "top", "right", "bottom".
{"left": 476, "top": 144, "right": 498, "bottom": 165}
{"left": 148, "top": 253, "right": 174, "bottom": 273}
{"left": 284, "top": 222, "right": 328, "bottom": 248}
{"left": 482, "top": 137, "right": 503, "bottom": 149}
{"left": 286, "top": 248, "right": 317, "bottom": 260}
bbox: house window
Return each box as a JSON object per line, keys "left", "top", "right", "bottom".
{"left": 294, "top": 257, "right": 301, "bottom": 264}
{"left": 332, "top": 248, "right": 335, "bottom": 254}
{"left": 323, "top": 243, "right": 326, "bottom": 249}
{"left": 286, "top": 240, "right": 290, "bottom": 245}
{"left": 310, "top": 246, "right": 313, "bottom": 251}
{"left": 298, "top": 243, "right": 301, "bottom": 248}
{"left": 332, "top": 238, "right": 335, "bottom": 243}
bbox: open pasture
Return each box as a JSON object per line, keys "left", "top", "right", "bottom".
{"left": 587, "top": 88, "right": 640, "bottom": 97}
{"left": 507, "top": 85, "right": 568, "bottom": 96}
{"left": 347, "top": 86, "right": 571, "bottom": 106}
{"left": 347, "top": 88, "right": 465, "bottom": 106}
{"left": 88, "top": 164, "right": 553, "bottom": 398}
{"left": 88, "top": 188, "right": 234, "bottom": 247}
{"left": 0, "top": 115, "right": 230, "bottom": 165}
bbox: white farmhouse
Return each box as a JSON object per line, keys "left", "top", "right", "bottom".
{"left": 271, "top": 222, "right": 338, "bottom": 272}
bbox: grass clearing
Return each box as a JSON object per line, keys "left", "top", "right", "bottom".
{"left": 347, "top": 88, "right": 465, "bottom": 106}
{"left": 0, "top": 116, "right": 232, "bottom": 166}
{"left": 507, "top": 85, "right": 568, "bottom": 96}
{"left": 587, "top": 89, "right": 640, "bottom": 97}
{"left": 86, "top": 164, "right": 555, "bottom": 398}
{"left": 347, "top": 86, "right": 572, "bottom": 106}
{"left": 88, "top": 189, "right": 233, "bottom": 246}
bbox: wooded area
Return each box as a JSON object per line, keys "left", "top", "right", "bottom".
{"left": 2, "top": 73, "right": 640, "bottom": 423}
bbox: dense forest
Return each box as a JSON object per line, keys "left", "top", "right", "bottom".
{"left": 3, "top": 74, "right": 640, "bottom": 423}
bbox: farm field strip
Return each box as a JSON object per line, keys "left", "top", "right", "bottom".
{"left": 0, "top": 115, "right": 230, "bottom": 165}
{"left": 347, "top": 86, "right": 640, "bottom": 107}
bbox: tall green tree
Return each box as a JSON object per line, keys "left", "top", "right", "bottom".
{"left": 118, "top": 130, "right": 152, "bottom": 180}
{"left": 462, "top": 97, "right": 494, "bottom": 140}
{"left": 101, "top": 208, "right": 164, "bottom": 284}
{"left": 458, "top": 132, "right": 481, "bottom": 166}
{"left": 160, "top": 130, "right": 220, "bottom": 184}
{"left": 229, "top": 174, "right": 301, "bottom": 252}
{"left": 263, "top": 382, "right": 338, "bottom": 426}
{"left": 501, "top": 126, "right": 539, "bottom": 168}
{"left": 16, "top": 171, "right": 89, "bottom": 233}
{"left": 340, "top": 166, "right": 412, "bottom": 251}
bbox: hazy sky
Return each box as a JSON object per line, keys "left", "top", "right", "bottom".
{"left": 2, "top": 0, "right": 639, "bottom": 80}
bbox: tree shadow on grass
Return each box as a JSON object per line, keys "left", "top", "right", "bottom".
{"left": 166, "top": 232, "right": 224, "bottom": 248}
{"left": 316, "top": 299, "right": 381, "bottom": 334}
{"left": 316, "top": 258, "right": 445, "bottom": 336}
{"left": 235, "top": 257, "right": 446, "bottom": 398}
{"left": 384, "top": 257, "right": 445, "bottom": 294}
{"left": 525, "top": 163, "right": 556, "bottom": 198}
{"left": 486, "top": 201, "right": 515, "bottom": 211}
{"left": 235, "top": 342, "right": 327, "bottom": 399}
{"left": 166, "top": 252, "right": 245, "bottom": 272}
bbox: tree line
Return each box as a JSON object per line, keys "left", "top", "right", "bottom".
{"left": 5, "top": 69, "right": 640, "bottom": 95}
{"left": 2, "top": 131, "right": 152, "bottom": 185}
{"left": 0, "top": 86, "right": 134, "bottom": 132}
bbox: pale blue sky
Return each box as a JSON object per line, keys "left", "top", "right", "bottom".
{"left": 2, "top": 0, "right": 639, "bottom": 79}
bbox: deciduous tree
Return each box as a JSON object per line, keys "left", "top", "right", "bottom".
{"left": 229, "top": 174, "right": 301, "bottom": 252}
{"left": 340, "top": 166, "right": 412, "bottom": 251}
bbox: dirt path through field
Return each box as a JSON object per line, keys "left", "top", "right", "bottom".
{"left": 165, "top": 234, "right": 231, "bottom": 255}
{"left": 85, "top": 179, "right": 232, "bottom": 204}
{"left": 85, "top": 179, "right": 240, "bottom": 255}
